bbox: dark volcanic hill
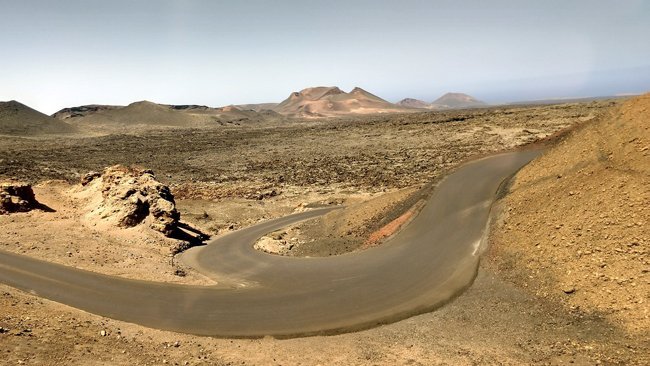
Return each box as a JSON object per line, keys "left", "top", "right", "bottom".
{"left": 52, "top": 105, "right": 121, "bottom": 120}
{"left": 0, "top": 100, "right": 76, "bottom": 136}
{"left": 274, "top": 86, "right": 408, "bottom": 117}
{"left": 57, "top": 101, "right": 213, "bottom": 128}
{"left": 53, "top": 101, "right": 279, "bottom": 131}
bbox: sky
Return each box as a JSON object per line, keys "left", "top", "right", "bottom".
{"left": 1, "top": 0, "right": 649, "bottom": 114}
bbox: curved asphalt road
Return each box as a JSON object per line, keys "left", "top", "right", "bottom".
{"left": 0, "top": 150, "right": 539, "bottom": 338}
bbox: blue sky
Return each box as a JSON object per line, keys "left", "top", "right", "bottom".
{"left": 1, "top": 0, "right": 649, "bottom": 113}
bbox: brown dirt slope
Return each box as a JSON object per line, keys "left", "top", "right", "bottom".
{"left": 0, "top": 101, "right": 76, "bottom": 136}
{"left": 489, "top": 93, "right": 649, "bottom": 335}
{"left": 255, "top": 186, "right": 422, "bottom": 257}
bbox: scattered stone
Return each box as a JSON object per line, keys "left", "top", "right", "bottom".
{"left": 563, "top": 286, "right": 576, "bottom": 294}
{"left": 246, "top": 189, "right": 279, "bottom": 200}
{"left": 170, "top": 241, "right": 194, "bottom": 255}
{"left": 100, "top": 330, "right": 107, "bottom": 336}
{"left": 254, "top": 236, "right": 288, "bottom": 254}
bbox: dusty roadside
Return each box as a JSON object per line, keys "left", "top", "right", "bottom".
{"left": 0, "top": 180, "right": 214, "bottom": 285}
{"left": 486, "top": 94, "right": 649, "bottom": 362}
{"left": 0, "top": 260, "right": 643, "bottom": 365}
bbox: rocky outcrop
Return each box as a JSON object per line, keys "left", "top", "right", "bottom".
{"left": 0, "top": 182, "right": 39, "bottom": 214}
{"left": 86, "top": 166, "right": 180, "bottom": 236}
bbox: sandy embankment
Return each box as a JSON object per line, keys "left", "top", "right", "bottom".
{"left": 489, "top": 94, "right": 649, "bottom": 334}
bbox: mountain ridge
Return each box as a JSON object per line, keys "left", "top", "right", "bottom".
{"left": 274, "top": 86, "right": 408, "bottom": 117}
{"left": 51, "top": 101, "right": 281, "bottom": 131}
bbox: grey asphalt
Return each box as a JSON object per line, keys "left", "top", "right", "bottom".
{"left": 0, "top": 150, "right": 539, "bottom": 338}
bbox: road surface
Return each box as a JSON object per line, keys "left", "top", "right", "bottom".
{"left": 0, "top": 150, "right": 539, "bottom": 337}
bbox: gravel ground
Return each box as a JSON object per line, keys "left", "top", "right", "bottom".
{"left": 487, "top": 94, "right": 649, "bottom": 363}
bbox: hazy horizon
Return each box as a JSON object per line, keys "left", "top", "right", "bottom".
{"left": 1, "top": 0, "right": 649, "bottom": 114}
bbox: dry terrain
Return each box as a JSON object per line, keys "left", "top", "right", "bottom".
{"left": 487, "top": 94, "right": 649, "bottom": 350}
{"left": 1, "top": 101, "right": 609, "bottom": 265}
{"left": 1, "top": 98, "right": 647, "bottom": 365}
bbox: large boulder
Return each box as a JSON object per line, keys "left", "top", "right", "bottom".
{"left": 0, "top": 182, "right": 38, "bottom": 214}
{"left": 85, "top": 166, "right": 180, "bottom": 236}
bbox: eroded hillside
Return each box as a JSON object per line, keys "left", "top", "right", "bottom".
{"left": 489, "top": 94, "right": 649, "bottom": 337}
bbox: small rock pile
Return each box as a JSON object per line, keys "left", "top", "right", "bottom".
{"left": 84, "top": 166, "right": 180, "bottom": 236}
{"left": 254, "top": 232, "right": 297, "bottom": 255}
{"left": 0, "top": 182, "right": 38, "bottom": 214}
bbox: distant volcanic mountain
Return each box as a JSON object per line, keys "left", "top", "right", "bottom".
{"left": 397, "top": 98, "right": 437, "bottom": 109}
{"left": 52, "top": 101, "right": 281, "bottom": 132}
{"left": 398, "top": 93, "right": 487, "bottom": 110}
{"left": 0, "top": 100, "right": 76, "bottom": 136}
{"left": 51, "top": 101, "right": 212, "bottom": 129}
{"left": 274, "top": 86, "right": 408, "bottom": 117}
{"left": 431, "top": 93, "right": 486, "bottom": 109}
